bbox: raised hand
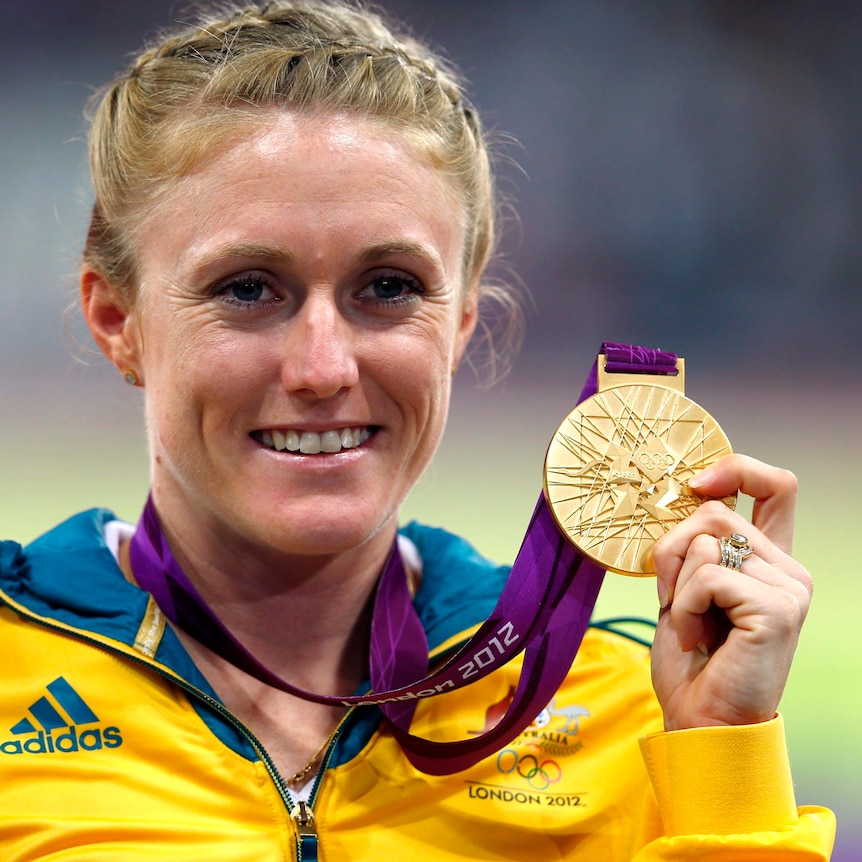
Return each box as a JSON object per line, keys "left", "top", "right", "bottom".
{"left": 649, "top": 454, "right": 813, "bottom": 730}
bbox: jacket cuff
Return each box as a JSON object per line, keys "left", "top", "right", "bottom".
{"left": 639, "top": 714, "right": 798, "bottom": 836}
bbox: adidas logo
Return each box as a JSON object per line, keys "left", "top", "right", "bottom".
{"left": 1, "top": 676, "right": 123, "bottom": 755}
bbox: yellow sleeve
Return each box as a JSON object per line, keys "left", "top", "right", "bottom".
{"left": 634, "top": 715, "right": 836, "bottom": 860}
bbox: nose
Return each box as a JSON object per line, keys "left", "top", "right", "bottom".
{"left": 281, "top": 290, "right": 359, "bottom": 399}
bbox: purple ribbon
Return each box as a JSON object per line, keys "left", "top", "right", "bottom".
{"left": 129, "top": 343, "right": 677, "bottom": 775}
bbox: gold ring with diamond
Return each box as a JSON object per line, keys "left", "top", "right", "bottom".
{"left": 719, "top": 533, "right": 753, "bottom": 571}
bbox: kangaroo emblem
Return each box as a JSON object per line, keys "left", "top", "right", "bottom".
{"left": 537, "top": 697, "right": 590, "bottom": 735}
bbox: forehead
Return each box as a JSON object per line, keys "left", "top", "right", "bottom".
{"left": 134, "top": 110, "right": 467, "bottom": 273}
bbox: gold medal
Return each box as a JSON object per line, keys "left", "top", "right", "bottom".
{"left": 543, "top": 356, "right": 735, "bottom": 576}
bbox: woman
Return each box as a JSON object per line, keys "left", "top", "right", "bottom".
{"left": 0, "top": 1, "right": 834, "bottom": 859}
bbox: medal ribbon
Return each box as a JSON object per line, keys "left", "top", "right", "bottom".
{"left": 129, "top": 342, "right": 676, "bottom": 775}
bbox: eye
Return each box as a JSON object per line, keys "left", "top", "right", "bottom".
{"left": 215, "top": 272, "right": 282, "bottom": 310}
{"left": 357, "top": 271, "right": 424, "bottom": 310}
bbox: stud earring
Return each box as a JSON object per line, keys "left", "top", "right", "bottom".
{"left": 123, "top": 370, "right": 139, "bottom": 386}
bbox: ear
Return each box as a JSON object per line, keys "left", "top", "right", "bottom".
{"left": 452, "top": 283, "right": 479, "bottom": 370}
{"left": 80, "top": 266, "right": 142, "bottom": 378}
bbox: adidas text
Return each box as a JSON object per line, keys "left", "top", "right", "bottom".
{"left": 1, "top": 726, "right": 123, "bottom": 755}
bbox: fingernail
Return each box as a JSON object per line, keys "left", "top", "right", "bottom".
{"left": 688, "top": 467, "right": 715, "bottom": 490}
{"left": 657, "top": 580, "right": 669, "bottom": 609}
{"left": 696, "top": 642, "right": 710, "bottom": 658}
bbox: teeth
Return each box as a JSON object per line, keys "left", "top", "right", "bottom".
{"left": 320, "top": 430, "right": 342, "bottom": 453}
{"left": 260, "top": 427, "right": 372, "bottom": 454}
{"left": 299, "top": 431, "right": 321, "bottom": 454}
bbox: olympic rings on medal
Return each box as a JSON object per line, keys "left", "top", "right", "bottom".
{"left": 637, "top": 451, "right": 674, "bottom": 471}
{"left": 496, "top": 749, "right": 562, "bottom": 790}
{"left": 718, "top": 533, "right": 754, "bottom": 571}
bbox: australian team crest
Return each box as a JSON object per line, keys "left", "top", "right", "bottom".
{"left": 465, "top": 688, "right": 592, "bottom": 806}
{"left": 471, "top": 687, "right": 590, "bottom": 757}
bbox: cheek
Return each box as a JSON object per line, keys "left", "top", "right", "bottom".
{"left": 392, "top": 336, "right": 455, "bottom": 450}
{"left": 142, "top": 309, "right": 254, "bottom": 394}
{"left": 142, "top": 328, "right": 258, "bottom": 453}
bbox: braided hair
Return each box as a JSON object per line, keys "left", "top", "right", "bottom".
{"left": 83, "top": 0, "right": 522, "bottom": 378}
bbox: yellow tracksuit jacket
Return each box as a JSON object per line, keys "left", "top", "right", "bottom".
{"left": 0, "top": 510, "right": 835, "bottom": 860}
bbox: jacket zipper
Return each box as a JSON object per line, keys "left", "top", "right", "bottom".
{"left": 290, "top": 801, "right": 318, "bottom": 861}
{"left": 3, "top": 601, "right": 338, "bottom": 861}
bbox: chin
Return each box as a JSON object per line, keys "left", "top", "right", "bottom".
{"left": 254, "top": 507, "right": 396, "bottom": 558}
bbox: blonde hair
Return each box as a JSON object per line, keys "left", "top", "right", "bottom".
{"left": 84, "top": 0, "right": 523, "bottom": 376}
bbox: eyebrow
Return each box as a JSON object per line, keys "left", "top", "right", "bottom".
{"left": 195, "top": 243, "right": 293, "bottom": 269}
{"left": 357, "top": 241, "right": 444, "bottom": 271}
{"left": 195, "top": 239, "right": 444, "bottom": 273}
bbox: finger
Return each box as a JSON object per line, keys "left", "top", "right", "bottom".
{"left": 670, "top": 558, "right": 808, "bottom": 654}
{"left": 655, "top": 502, "right": 780, "bottom": 567}
{"left": 670, "top": 535, "right": 812, "bottom": 627}
{"left": 654, "top": 519, "right": 813, "bottom": 613}
{"left": 651, "top": 501, "right": 775, "bottom": 603}
{"left": 687, "top": 453, "right": 797, "bottom": 553}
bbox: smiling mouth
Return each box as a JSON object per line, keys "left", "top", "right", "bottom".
{"left": 252, "top": 426, "right": 376, "bottom": 454}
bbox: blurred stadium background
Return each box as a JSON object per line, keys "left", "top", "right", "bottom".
{"left": 1, "top": 1, "right": 859, "bottom": 857}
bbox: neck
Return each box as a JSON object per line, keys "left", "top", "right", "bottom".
{"left": 123, "top": 500, "right": 398, "bottom": 694}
